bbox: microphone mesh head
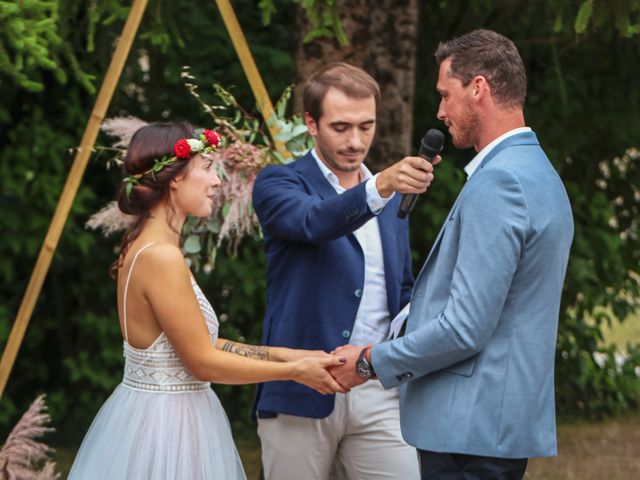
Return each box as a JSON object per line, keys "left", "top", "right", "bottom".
{"left": 421, "top": 129, "right": 445, "bottom": 153}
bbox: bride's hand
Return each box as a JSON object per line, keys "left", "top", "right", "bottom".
{"left": 291, "top": 356, "right": 350, "bottom": 394}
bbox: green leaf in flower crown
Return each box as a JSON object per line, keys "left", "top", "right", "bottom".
{"left": 183, "top": 234, "right": 201, "bottom": 254}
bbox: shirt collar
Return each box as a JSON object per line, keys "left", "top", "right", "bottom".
{"left": 464, "top": 127, "right": 532, "bottom": 179}
{"left": 310, "top": 148, "right": 372, "bottom": 191}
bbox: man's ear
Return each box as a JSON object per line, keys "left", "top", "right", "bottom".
{"left": 472, "top": 75, "right": 489, "bottom": 100}
{"left": 304, "top": 112, "right": 319, "bottom": 136}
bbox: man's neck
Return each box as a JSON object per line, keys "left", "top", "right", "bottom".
{"left": 336, "top": 169, "right": 362, "bottom": 189}
{"left": 475, "top": 108, "right": 526, "bottom": 152}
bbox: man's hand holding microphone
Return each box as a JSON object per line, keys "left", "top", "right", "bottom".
{"left": 376, "top": 129, "right": 445, "bottom": 217}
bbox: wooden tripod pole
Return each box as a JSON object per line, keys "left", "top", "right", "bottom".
{"left": 0, "top": 0, "right": 150, "bottom": 399}
{"left": 215, "top": 0, "right": 291, "bottom": 160}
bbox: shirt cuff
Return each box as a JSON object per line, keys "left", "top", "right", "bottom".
{"left": 366, "top": 174, "right": 395, "bottom": 214}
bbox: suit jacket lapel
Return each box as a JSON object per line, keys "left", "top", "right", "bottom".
{"left": 295, "top": 151, "right": 363, "bottom": 251}
{"left": 294, "top": 152, "right": 339, "bottom": 200}
{"left": 377, "top": 204, "right": 399, "bottom": 302}
{"left": 417, "top": 191, "right": 464, "bottom": 277}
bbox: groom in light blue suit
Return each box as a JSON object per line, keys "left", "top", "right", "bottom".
{"left": 331, "top": 30, "right": 574, "bottom": 479}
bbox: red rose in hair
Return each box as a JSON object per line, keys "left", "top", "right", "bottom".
{"left": 203, "top": 129, "right": 221, "bottom": 147}
{"left": 174, "top": 139, "right": 191, "bottom": 159}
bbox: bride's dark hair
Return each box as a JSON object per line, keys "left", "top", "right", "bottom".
{"left": 109, "top": 121, "right": 195, "bottom": 277}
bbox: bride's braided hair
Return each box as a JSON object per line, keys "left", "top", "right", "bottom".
{"left": 109, "top": 122, "right": 194, "bottom": 277}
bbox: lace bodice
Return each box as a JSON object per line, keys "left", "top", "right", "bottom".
{"left": 120, "top": 244, "right": 219, "bottom": 393}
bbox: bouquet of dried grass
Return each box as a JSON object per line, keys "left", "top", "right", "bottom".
{"left": 0, "top": 394, "right": 59, "bottom": 480}
{"left": 87, "top": 69, "right": 312, "bottom": 272}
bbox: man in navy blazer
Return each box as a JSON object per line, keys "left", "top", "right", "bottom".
{"left": 331, "top": 30, "right": 574, "bottom": 479}
{"left": 252, "top": 63, "right": 437, "bottom": 479}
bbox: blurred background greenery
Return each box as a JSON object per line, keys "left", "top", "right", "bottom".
{"left": 1, "top": 0, "right": 639, "bottom": 472}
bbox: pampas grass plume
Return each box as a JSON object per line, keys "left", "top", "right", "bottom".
{"left": 0, "top": 394, "right": 59, "bottom": 480}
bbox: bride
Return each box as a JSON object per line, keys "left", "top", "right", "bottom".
{"left": 68, "top": 122, "right": 346, "bottom": 479}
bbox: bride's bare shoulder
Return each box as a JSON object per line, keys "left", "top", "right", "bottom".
{"left": 135, "top": 242, "right": 189, "bottom": 278}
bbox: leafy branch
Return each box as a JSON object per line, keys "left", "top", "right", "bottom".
{"left": 551, "top": 0, "right": 640, "bottom": 37}
{"left": 259, "top": 0, "right": 348, "bottom": 45}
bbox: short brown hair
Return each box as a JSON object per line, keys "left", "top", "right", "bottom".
{"left": 303, "top": 62, "right": 380, "bottom": 121}
{"left": 435, "top": 29, "right": 526, "bottom": 108}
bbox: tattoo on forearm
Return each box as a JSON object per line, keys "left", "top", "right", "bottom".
{"left": 221, "top": 341, "right": 270, "bottom": 361}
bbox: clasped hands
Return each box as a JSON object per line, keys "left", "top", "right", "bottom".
{"left": 328, "top": 344, "right": 370, "bottom": 391}
{"left": 288, "top": 344, "right": 371, "bottom": 395}
{"left": 302, "top": 344, "right": 372, "bottom": 394}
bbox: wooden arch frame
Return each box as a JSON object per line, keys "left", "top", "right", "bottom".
{"left": 0, "top": 0, "right": 289, "bottom": 398}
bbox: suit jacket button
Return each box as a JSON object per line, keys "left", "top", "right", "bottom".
{"left": 342, "top": 329, "right": 351, "bottom": 338}
{"left": 354, "top": 289, "right": 363, "bottom": 298}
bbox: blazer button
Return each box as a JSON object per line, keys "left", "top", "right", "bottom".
{"left": 342, "top": 329, "right": 351, "bottom": 338}
{"left": 396, "top": 372, "right": 413, "bottom": 382}
{"left": 354, "top": 289, "right": 363, "bottom": 298}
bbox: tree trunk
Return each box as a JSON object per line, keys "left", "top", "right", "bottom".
{"left": 293, "top": 0, "right": 419, "bottom": 171}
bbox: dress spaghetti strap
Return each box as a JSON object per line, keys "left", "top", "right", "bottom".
{"left": 122, "top": 242, "right": 155, "bottom": 343}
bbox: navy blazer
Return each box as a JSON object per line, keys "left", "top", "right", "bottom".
{"left": 252, "top": 152, "right": 413, "bottom": 418}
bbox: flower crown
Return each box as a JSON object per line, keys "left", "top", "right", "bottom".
{"left": 123, "top": 128, "right": 222, "bottom": 200}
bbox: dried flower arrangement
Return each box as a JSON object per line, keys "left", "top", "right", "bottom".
{"left": 86, "top": 67, "right": 313, "bottom": 272}
{"left": 0, "top": 395, "right": 59, "bottom": 480}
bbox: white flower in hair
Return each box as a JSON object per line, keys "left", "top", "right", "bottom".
{"left": 186, "top": 138, "right": 204, "bottom": 151}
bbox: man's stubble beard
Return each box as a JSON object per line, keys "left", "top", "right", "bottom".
{"left": 317, "top": 143, "right": 365, "bottom": 174}
{"left": 451, "top": 99, "right": 480, "bottom": 149}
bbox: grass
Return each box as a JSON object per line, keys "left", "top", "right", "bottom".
{"left": 526, "top": 413, "right": 640, "bottom": 479}
{"left": 52, "top": 413, "right": 640, "bottom": 479}
{"left": 236, "top": 429, "right": 262, "bottom": 479}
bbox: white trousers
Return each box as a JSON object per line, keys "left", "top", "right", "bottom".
{"left": 257, "top": 380, "right": 420, "bottom": 480}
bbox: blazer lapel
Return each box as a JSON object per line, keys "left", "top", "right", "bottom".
{"left": 295, "top": 151, "right": 363, "bottom": 252}
{"left": 294, "top": 152, "right": 339, "bottom": 200}
{"left": 417, "top": 191, "right": 464, "bottom": 278}
{"left": 377, "top": 205, "right": 399, "bottom": 302}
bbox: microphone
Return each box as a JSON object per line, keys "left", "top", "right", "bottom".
{"left": 397, "top": 129, "right": 445, "bottom": 218}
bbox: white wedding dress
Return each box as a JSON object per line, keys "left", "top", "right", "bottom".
{"left": 68, "top": 243, "right": 247, "bottom": 479}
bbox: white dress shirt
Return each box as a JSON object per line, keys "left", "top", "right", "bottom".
{"left": 311, "top": 149, "right": 392, "bottom": 346}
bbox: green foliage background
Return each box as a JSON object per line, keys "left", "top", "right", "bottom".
{"left": 1, "top": 0, "right": 639, "bottom": 445}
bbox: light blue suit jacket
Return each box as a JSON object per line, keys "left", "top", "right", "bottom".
{"left": 373, "top": 131, "right": 573, "bottom": 458}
